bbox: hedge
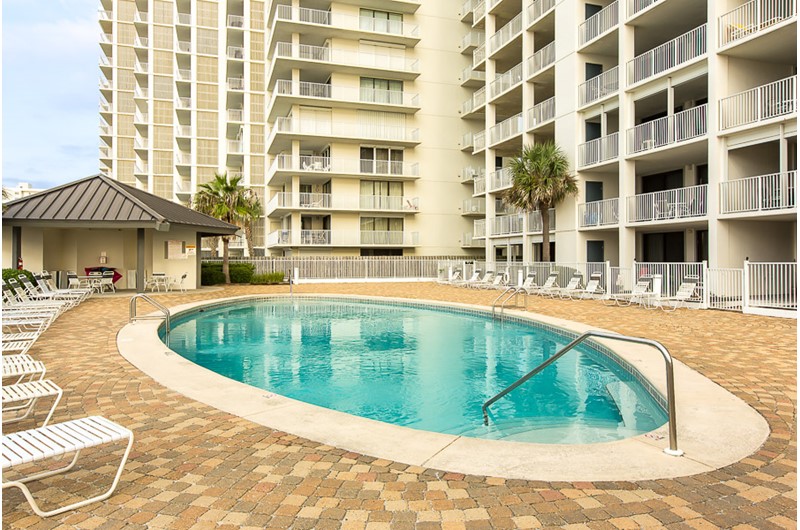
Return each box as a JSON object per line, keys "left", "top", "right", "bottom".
{"left": 200, "top": 262, "right": 255, "bottom": 285}
{"left": 251, "top": 272, "right": 286, "bottom": 285}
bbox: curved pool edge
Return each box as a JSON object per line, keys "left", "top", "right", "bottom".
{"left": 116, "top": 294, "right": 769, "bottom": 482}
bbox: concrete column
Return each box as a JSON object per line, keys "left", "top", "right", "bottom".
{"left": 484, "top": 13, "right": 497, "bottom": 267}
{"left": 11, "top": 226, "right": 21, "bottom": 269}
{"left": 618, "top": 17, "right": 637, "bottom": 266}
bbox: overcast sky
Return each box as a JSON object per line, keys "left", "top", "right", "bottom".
{"left": 3, "top": 0, "right": 100, "bottom": 190}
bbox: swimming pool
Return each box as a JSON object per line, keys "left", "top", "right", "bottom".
{"left": 165, "top": 297, "right": 667, "bottom": 444}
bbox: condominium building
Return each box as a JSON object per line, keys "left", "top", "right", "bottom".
{"left": 100, "top": 0, "right": 797, "bottom": 264}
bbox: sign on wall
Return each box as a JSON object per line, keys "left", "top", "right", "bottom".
{"left": 165, "top": 240, "right": 187, "bottom": 260}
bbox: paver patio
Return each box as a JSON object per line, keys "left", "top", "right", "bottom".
{"left": 2, "top": 283, "right": 796, "bottom": 529}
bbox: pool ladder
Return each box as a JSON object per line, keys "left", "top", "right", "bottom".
{"left": 481, "top": 330, "right": 683, "bottom": 456}
{"left": 491, "top": 287, "right": 528, "bottom": 319}
{"left": 129, "top": 293, "right": 171, "bottom": 347}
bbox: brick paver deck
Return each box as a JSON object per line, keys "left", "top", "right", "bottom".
{"left": 2, "top": 284, "right": 796, "bottom": 529}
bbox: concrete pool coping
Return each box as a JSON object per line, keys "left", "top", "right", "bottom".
{"left": 117, "top": 294, "right": 769, "bottom": 481}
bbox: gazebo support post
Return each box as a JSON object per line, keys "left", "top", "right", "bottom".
{"left": 11, "top": 226, "right": 22, "bottom": 269}
{"left": 136, "top": 228, "right": 145, "bottom": 292}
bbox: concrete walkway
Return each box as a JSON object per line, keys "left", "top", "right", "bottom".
{"left": 2, "top": 284, "right": 796, "bottom": 529}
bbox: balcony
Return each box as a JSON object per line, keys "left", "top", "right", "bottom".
{"left": 177, "top": 41, "right": 191, "bottom": 53}
{"left": 175, "top": 125, "right": 192, "bottom": 137}
{"left": 99, "top": 146, "right": 111, "bottom": 159}
{"left": 488, "top": 167, "right": 513, "bottom": 192}
{"left": 579, "top": 0, "right": 619, "bottom": 46}
{"left": 99, "top": 124, "right": 112, "bottom": 136}
{"left": 578, "top": 132, "right": 619, "bottom": 168}
{"left": 579, "top": 66, "right": 619, "bottom": 107}
{"left": 99, "top": 101, "right": 111, "bottom": 113}
{"left": 134, "top": 163, "right": 148, "bottom": 174}
{"left": 527, "top": 208, "right": 556, "bottom": 233}
{"left": 472, "top": 0, "right": 487, "bottom": 26}
{"left": 462, "top": 198, "right": 486, "bottom": 215}
{"left": 175, "top": 180, "right": 192, "bottom": 197}
{"left": 227, "top": 46, "right": 245, "bottom": 60}
{"left": 628, "top": 24, "right": 707, "bottom": 86}
{"left": 227, "top": 140, "right": 243, "bottom": 153}
{"left": 461, "top": 66, "right": 487, "bottom": 86}
{"left": 134, "top": 87, "right": 148, "bottom": 99}
{"left": 175, "top": 97, "right": 192, "bottom": 109}
{"left": 228, "top": 14, "right": 245, "bottom": 28}
{"left": 474, "top": 219, "right": 486, "bottom": 238}
{"left": 462, "top": 233, "right": 482, "bottom": 248}
{"left": 134, "top": 36, "right": 148, "bottom": 48}
{"left": 491, "top": 213, "right": 524, "bottom": 236}
{"left": 489, "top": 63, "right": 523, "bottom": 100}
{"left": 719, "top": 76, "right": 796, "bottom": 131}
{"left": 461, "top": 31, "right": 484, "bottom": 53}
{"left": 271, "top": 80, "right": 419, "bottom": 117}
{"left": 99, "top": 56, "right": 111, "bottom": 68}
{"left": 474, "top": 175, "right": 486, "bottom": 196}
{"left": 134, "top": 61, "right": 148, "bottom": 73}
{"left": 175, "top": 153, "right": 191, "bottom": 165}
{"left": 627, "top": 104, "right": 707, "bottom": 155}
{"left": 176, "top": 12, "right": 191, "bottom": 25}
{"left": 99, "top": 77, "right": 111, "bottom": 90}
{"left": 360, "top": 195, "right": 419, "bottom": 212}
{"left": 527, "top": 97, "right": 555, "bottom": 130}
{"left": 461, "top": 166, "right": 484, "bottom": 183}
{"left": 627, "top": 184, "right": 708, "bottom": 223}
{"left": 268, "top": 229, "right": 419, "bottom": 247}
{"left": 176, "top": 68, "right": 191, "bottom": 81}
{"left": 273, "top": 42, "right": 420, "bottom": 78}
{"left": 472, "top": 42, "right": 487, "bottom": 69}
{"left": 528, "top": 0, "right": 556, "bottom": 28}
{"left": 134, "top": 111, "right": 148, "bottom": 123}
{"left": 269, "top": 154, "right": 420, "bottom": 180}
{"left": 462, "top": 132, "right": 475, "bottom": 151}
{"left": 227, "top": 77, "right": 245, "bottom": 91}
{"left": 273, "top": 5, "right": 420, "bottom": 43}
{"left": 578, "top": 198, "right": 620, "bottom": 228}
{"left": 720, "top": 171, "right": 796, "bottom": 215}
{"left": 272, "top": 117, "right": 420, "bottom": 147}
{"left": 227, "top": 109, "right": 243, "bottom": 122}
{"left": 490, "top": 113, "right": 523, "bottom": 147}
{"left": 719, "top": 0, "right": 796, "bottom": 47}
{"left": 361, "top": 231, "right": 418, "bottom": 246}
{"left": 98, "top": 9, "right": 112, "bottom": 21}
{"left": 488, "top": 12, "right": 523, "bottom": 56}
{"left": 526, "top": 42, "right": 555, "bottom": 78}
{"left": 133, "top": 11, "right": 148, "bottom": 23}
{"left": 474, "top": 130, "right": 487, "bottom": 152}
{"left": 627, "top": 0, "right": 661, "bottom": 20}
{"left": 461, "top": 0, "right": 476, "bottom": 21}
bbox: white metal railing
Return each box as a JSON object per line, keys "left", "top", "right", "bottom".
{"left": 462, "top": 167, "right": 484, "bottom": 182}
{"left": 636, "top": 262, "right": 705, "bottom": 299}
{"left": 527, "top": 97, "right": 555, "bottom": 129}
{"left": 273, "top": 79, "right": 418, "bottom": 107}
{"left": 176, "top": 68, "right": 191, "bottom": 81}
{"left": 462, "top": 0, "right": 476, "bottom": 17}
{"left": 274, "top": 42, "right": 419, "bottom": 73}
{"left": 100, "top": 33, "right": 112, "bottom": 44}
{"left": 579, "top": 198, "right": 620, "bottom": 227}
{"left": 579, "top": 66, "right": 619, "bottom": 107}
{"left": 707, "top": 267, "right": 744, "bottom": 311}
{"left": 463, "top": 198, "right": 486, "bottom": 214}
{"left": 176, "top": 97, "right": 192, "bottom": 109}
{"left": 474, "top": 131, "right": 487, "bottom": 151}
{"left": 462, "top": 132, "right": 475, "bottom": 149}
{"left": 720, "top": 171, "right": 796, "bottom": 214}
{"left": 175, "top": 125, "right": 192, "bottom": 137}
{"left": 491, "top": 214, "right": 525, "bottom": 236}
{"left": 473, "top": 86, "right": 487, "bottom": 110}
{"left": 99, "top": 101, "right": 111, "bottom": 113}
{"left": 98, "top": 9, "right": 112, "bottom": 20}
{"left": 627, "top": 104, "right": 708, "bottom": 154}
{"left": 528, "top": 0, "right": 556, "bottom": 25}
{"left": 490, "top": 113, "right": 523, "bottom": 145}
{"left": 227, "top": 77, "right": 244, "bottom": 90}
{"left": 745, "top": 262, "right": 797, "bottom": 313}
{"left": 274, "top": 117, "right": 419, "bottom": 142}
{"left": 134, "top": 36, "right": 148, "bottom": 47}
{"left": 228, "top": 14, "right": 245, "bottom": 28}
{"left": 175, "top": 152, "right": 191, "bottom": 165}
{"left": 134, "top": 163, "right": 148, "bottom": 173}
{"left": 627, "top": 0, "right": 662, "bottom": 18}
{"left": 134, "top": 137, "right": 147, "bottom": 149}
{"left": 719, "top": 76, "right": 796, "bottom": 130}
{"left": 227, "top": 46, "right": 245, "bottom": 59}
{"left": 489, "top": 167, "right": 513, "bottom": 192}
{"left": 177, "top": 40, "right": 191, "bottom": 53}
{"left": 301, "top": 230, "right": 332, "bottom": 245}
{"left": 490, "top": 63, "right": 524, "bottom": 99}
{"left": 134, "top": 86, "right": 148, "bottom": 98}
{"left": 462, "top": 96, "right": 476, "bottom": 115}
{"left": 719, "top": 0, "right": 796, "bottom": 46}
{"left": 627, "top": 184, "right": 708, "bottom": 223}
{"left": 100, "top": 56, "right": 111, "bottom": 67}
{"left": 462, "top": 233, "right": 481, "bottom": 247}
{"left": 462, "top": 66, "right": 487, "bottom": 84}
{"left": 361, "top": 231, "right": 418, "bottom": 246}
{"left": 227, "top": 109, "right": 243, "bottom": 121}
{"left": 473, "top": 42, "right": 487, "bottom": 68}
{"left": 578, "top": 132, "right": 620, "bottom": 167}
{"left": 526, "top": 42, "right": 555, "bottom": 77}
{"left": 134, "top": 111, "right": 148, "bottom": 122}
{"left": 462, "top": 31, "right": 485, "bottom": 50}
{"left": 473, "top": 0, "right": 487, "bottom": 23}
{"left": 628, "top": 24, "right": 707, "bottom": 85}
{"left": 275, "top": 5, "right": 419, "bottom": 38}
{"left": 99, "top": 77, "right": 111, "bottom": 90}
{"left": 177, "top": 12, "right": 190, "bottom": 25}
{"left": 133, "top": 61, "right": 147, "bottom": 72}
{"left": 272, "top": 154, "right": 419, "bottom": 176}
{"left": 474, "top": 219, "right": 486, "bottom": 238}
{"left": 267, "top": 230, "right": 291, "bottom": 246}
{"left": 474, "top": 175, "right": 486, "bottom": 195}
{"left": 99, "top": 146, "right": 111, "bottom": 158}
{"left": 227, "top": 140, "right": 243, "bottom": 153}
{"left": 488, "top": 12, "right": 523, "bottom": 55}
{"left": 359, "top": 195, "right": 419, "bottom": 211}
{"left": 527, "top": 208, "right": 556, "bottom": 232}
{"left": 99, "top": 124, "right": 112, "bottom": 135}
{"left": 580, "top": 1, "right": 620, "bottom": 45}
{"left": 299, "top": 193, "right": 332, "bottom": 209}
{"left": 175, "top": 180, "right": 192, "bottom": 194}
{"left": 133, "top": 11, "right": 148, "bottom": 23}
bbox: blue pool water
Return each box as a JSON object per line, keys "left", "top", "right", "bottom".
{"left": 165, "top": 298, "right": 667, "bottom": 443}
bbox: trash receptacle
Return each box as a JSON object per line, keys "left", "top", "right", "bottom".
{"left": 54, "top": 270, "right": 68, "bottom": 289}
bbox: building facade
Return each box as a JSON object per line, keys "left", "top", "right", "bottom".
{"left": 100, "top": 0, "right": 797, "bottom": 265}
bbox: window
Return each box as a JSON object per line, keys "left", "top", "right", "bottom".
{"left": 360, "top": 217, "right": 403, "bottom": 231}
{"left": 360, "top": 9, "right": 403, "bottom": 34}
{"left": 360, "top": 146, "right": 404, "bottom": 175}
{"left": 360, "top": 78, "right": 403, "bottom": 105}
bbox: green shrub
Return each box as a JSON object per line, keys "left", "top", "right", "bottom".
{"left": 2, "top": 268, "right": 34, "bottom": 290}
{"left": 200, "top": 262, "right": 255, "bottom": 285}
{"left": 229, "top": 263, "right": 255, "bottom": 284}
{"left": 251, "top": 272, "right": 286, "bottom": 285}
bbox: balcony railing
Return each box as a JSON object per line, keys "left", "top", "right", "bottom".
{"left": 526, "top": 41, "right": 555, "bottom": 77}
{"left": 274, "top": 117, "right": 420, "bottom": 142}
{"left": 360, "top": 195, "right": 419, "bottom": 211}
{"left": 489, "top": 62, "right": 523, "bottom": 99}
{"left": 100, "top": 33, "right": 112, "bottom": 44}
{"left": 274, "top": 42, "right": 419, "bottom": 73}
{"left": 275, "top": 5, "right": 420, "bottom": 38}
{"left": 134, "top": 36, "right": 148, "bottom": 47}
{"left": 491, "top": 214, "right": 525, "bottom": 236}
{"left": 528, "top": 0, "right": 556, "bottom": 25}
{"left": 227, "top": 46, "right": 245, "bottom": 60}
{"left": 719, "top": 76, "right": 796, "bottom": 130}
{"left": 461, "top": 31, "right": 484, "bottom": 50}
{"left": 580, "top": 1, "right": 619, "bottom": 45}
{"left": 99, "top": 146, "right": 111, "bottom": 158}
{"left": 227, "top": 140, "right": 243, "bottom": 153}
{"left": 474, "top": 219, "right": 486, "bottom": 238}
{"left": 488, "top": 12, "right": 523, "bottom": 55}
{"left": 527, "top": 208, "right": 556, "bottom": 232}
{"left": 474, "top": 131, "right": 487, "bottom": 151}
{"left": 228, "top": 14, "right": 245, "bottom": 28}
{"left": 463, "top": 198, "right": 486, "bottom": 214}
{"left": 361, "top": 231, "right": 418, "bottom": 245}
{"left": 462, "top": 233, "right": 481, "bottom": 247}
{"left": 175, "top": 153, "right": 192, "bottom": 165}
{"left": 227, "top": 77, "right": 245, "bottom": 90}
{"left": 134, "top": 87, "right": 148, "bottom": 98}
{"left": 490, "top": 113, "right": 523, "bottom": 145}
{"left": 578, "top": 132, "right": 619, "bottom": 167}
{"left": 176, "top": 68, "right": 191, "bottom": 81}
{"left": 472, "top": 42, "right": 487, "bottom": 68}
{"left": 176, "top": 12, "right": 191, "bottom": 25}
{"left": 489, "top": 167, "right": 513, "bottom": 192}
{"left": 719, "top": 0, "right": 796, "bottom": 47}
{"left": 627, "top": 104, "right": 707, "bottom": 155}
{"left": 99, "top": 101, "right": 111, "bottom": 113}
{"left": 177, "top": 40, "right": 191, "bottom": 53}
{"left": 100, "top": 56, "right": 111, "bottom": 67}
{"left": 176, "top": 97, "right": 192, "bottom": 109}
{"left": 474, "top": 175, "right": 486, "bottom": 195}
{"left": 98, "top": 9, "right": 112, "bottom": 20}
{"left": 99, "top": 124, "right": 112, "bottom": 136}
{"left": 579, "top": 198, "right": 620, "bottom": 228}
{"left": 462, "top": 132, "right": 475, "bottom": 149}
{"left": 473, "top": 0, "right": 487, "bottom": 24}
{"left": 175, "top": 125, "right": 192, "bottom": 137}
{"left": 273, "top": 79, "right": 419, "bottom": 107}
{"left": 227, "top": 109, "right": 243, "bottom": 121}
{"left": 133, "top": 61, "right": 148, "bottom": 73}
{"left": 99, "top": 77, "right": 111, "bottom": 90}
{"left": 134, "top": 163, "right": 148, "bottom": 174}
{"left": 579, "top": 66, "right": 619, "bottom": 107}
{"left": 627, "top": 184, "right": 708, "bottom": 223}
{"left": 462, "top": 167, "right": 484, "bottom": 182}
{"left": 527, "top": 97, "right": 555, "bottom": 129}
{"left": 628, "top": 0, "right": 661, "bottom": 18}
{"left": 720, "top": 171, "right": 796, "bottom": 214}
{"left": 628, "top": 24, "right": 706, "bottom": 85}
{"left": 133, "top": 11, "right": 148, "bottom": 23}
{"left": 134, "top": 111, "right": 148, "bottom": 122}
{"left": 462, "top": 66, "right": 486, "bottom": 84}
{"left": 274, "top": 154, "right": 419, "bottom": 176}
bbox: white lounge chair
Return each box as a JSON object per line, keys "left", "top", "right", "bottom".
{"left": 519, "top": 272, "right": 536, "bottom": 291}
{"left": 647, "top": 275, "right": 700, "bottom": 311}
{"left": 2, "top": 416, "right": 133, "bottom": 517}
{"left": 572, "top": 272, "right": 605, "bottom": 300}
{"left": 525, "top": 271, "right": 559, "bottom": 296}
{"left": 2, "top": 379, "right": 62, "bottom": 427}
{"left": 454, "top": 270, "right": 481, "bottom": 287}
{"left": 468, "top": 271, "right": 495, "bottom": 289}
{"left": 478, "top": 273, "right": 507, "bottom": 290}
{"left": 553, "top": 273, "right": 584, "bottom": 299}
{"left": 606, "top": 277, "right": 651, "bottom": 307}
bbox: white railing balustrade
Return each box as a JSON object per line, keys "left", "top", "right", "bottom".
{"left": 227, "top": 77, "right": 244, "bottom": 90}
{"left": 474, "top": 219, "right": 486, "bottom": 238}
{"left": 627, "top": 184, "right": 708, "bottom": 223}
{"left": 177, "top": 12, "right": 191, "bottom": 25}
{"left": 274, "top": 80, "right": 418, "bottom": 106}
{"left": 490, "top": 63, "right": 524, "bottom": 99}
{"left": 275, "top": 5, "right": 419, "bottom": 37}
{"left": 462, "top": 0, "right": 476, "bottom": 17}
{"left": 527, "top": 208, "right": 556, "bottom": 232}
{"left": 134, "top": 163, "right": 148, "bottom": 174}
{"left": 227, "top": 14, "right": 245, "bottom": 28}
{"left": 272, "top": 154, "right": 418, "bottom": 176}
{"left": 707, "top": 268, "right": 744, "bottom": 311}
{"left": 133, "top": 11, "right": 148, "bottom": 23}
{"left": 462, "top": 167, "right": 483, "bottom": 182}
{"left": 359, "top": 195, "right": 418, "bottom": 211}
{"left": 579, "top": 66, "right": 619, "bottom": 106}
{"left": 275, "top": 117, "right": 419, "bottom": 142}
{"left": 299, "top": 193, "right": 332, "bottom": 209}
{"left": 578, "top": 132, "right": 619, "bottom": 167}
{"left": 176, "top": 97, "right": 192, "bottom": 109}
{"left": 490, "top": 113, "right": 523, "bottom": 145}
{"left": 134, "top": 61, "right": 148, "bottom": 72}
{"left": 134, "top": 112, "right": 148, "bottom": 122}
{"left": 176, "top": 68, "right": 191, "bottom": 81}
{"left": 489, "top": 167, "right": 513, "bottom": 191}
{"left": 361, "top": 231, "right": 418, "bottom": 246}
{"left": 473, "top": 42, "right": 487, "bottom": 68}
{"left": 528, "top": 0, "right": 556, "bottom": 25}
{"left": 99, "top": 101, "right": 111, "bottom": 113}
{"left": 579, "top": 198, "right": 619, "bottom": 227}
{"left": 474, "top": 131, "right": 487, "bottom": 151}
{"left": 99, "top": 124, "right": 112, "bottom": 135}
{"left": 100, "top": 33, "right": 112, "bottom": 44}
{"left": 268, "top": 193, "right": 293, "bottom": 209}
{"left": 227, "top": 109, "right": 243, "bottom": 121}
{"left": 526, "top": 42, "right": 556, "bottom": 77}
{"left": 227, "top": 140, "right": 243, "bottom": 153}
{"left": 637, "top": 262, "right": 705, "bottom": 299}
{"left": 463, "top": 198, "right": 486, "bottom": 214}
{"left": 462, "top": 233, "right": 480, "bottom": 247}
{"left": 462, "top": 97, "right": 476, "bottom": 115}
{"left": 474, "top": 175, "right": 486, "bottom": 195}
{"left": 527, "top": 97, "right": 555, "bottom": 129}
{"left": 461, "top": 31, "right": 484, "bottom": 50}
{"left": 627, "top": 104, "right": 707, "bottom": 154}
{"left": 580, "top": 1, "right": 619, "bottom": 45}
{"left": 473, "top": 0, "right": 487, "bottom": 23}
{"left": 462, "top": 66, "right": 486, "bottom": 84}
{"left": 746, "top": 262, "right": 797, "bottom": 313}
{"left": 175, "top": 153, "right": 192, "bottom": 165}
{"left": 177, "top": 41, "right": 191, "bottom": 53}
{"left": 301, "top": 230, "right": 332, "bottom": 245}
{"left": 100, "top": 56, "right": 111, "bottom": 67}
{"left": 99, "top": 77, "right": 111, "bottom": 90}
{"left": 274, "top": 42, "right": 419, "bottom": 73}
{"left": 720, "top": 171, "right": 796, "bottom": 214}
{"left": 488, "top": 12, "right": 523, "bottom": 55}
{"left": 99, "top": 146, "right": 111, "bottom": 158}
{"left": 267, "top": 230, "right": 291, "bottom": 246}
{"left": 719, "top": 76, "right": 796, "bottom": 130}
{"left": 462, "top": 132, "right": 475, "bottom": 148}
{"left": 719, "top": 0, "right": 796, "bottom": 46}
{"left": 134, "top": 36, "right": 148, "bottom": 47}
{"left": 627, "top": 0, "right": 661, "bottom": 18}
{"left": 491, "top": 214, "right": 525, "bottom": 236}
{"left": 227, "top": 46, "right": 245, "bottom": 59}
{"left": 628, "top": 24, "right": 706, "bottom": 85}
{"left": 98, "top": 9, "right": 112, "bottom": 20}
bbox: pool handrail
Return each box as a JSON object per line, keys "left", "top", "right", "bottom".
{"left": 481, "top": 330, "right": 683, "bottom": 456}
{"left": 129, "top": 293, "right": 171, "bottom": 347}
{"left": 491, "top": 286, "right": 524, "bottom": 318}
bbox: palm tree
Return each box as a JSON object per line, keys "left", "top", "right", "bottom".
{"left": 241, "top": 191, "right": 263, "bottom": 258}
{"left": 504, "top": 141, "right": 577, "bottom": 262}
{"left": 193, "top": 172, "right": 255, "bottom": 284}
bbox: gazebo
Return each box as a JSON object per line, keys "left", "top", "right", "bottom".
{"left": 2, "top": 174, "right": 238, "bottom": 291}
